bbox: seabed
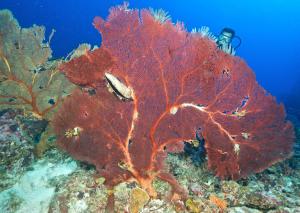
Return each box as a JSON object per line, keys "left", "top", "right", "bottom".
{"left": 0, "top": 108, "right": 299, "bottom": 213}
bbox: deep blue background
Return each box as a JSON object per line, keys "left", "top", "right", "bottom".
{"left": 0, "top": 0, "right": 299, "bottom": 110}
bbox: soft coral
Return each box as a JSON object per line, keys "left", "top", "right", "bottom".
{"left": 53, "top": 5, "right": 294, "bottom": 211}
{"left": 0, "top": 10, "right": 75, "bottom": 120}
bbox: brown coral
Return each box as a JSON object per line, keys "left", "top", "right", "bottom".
{"left": 0, "top": 9, "right": 75, "bottom": 120}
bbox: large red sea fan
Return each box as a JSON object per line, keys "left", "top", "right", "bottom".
{"left": 53, "top": 5, "right": 294, "bottom": 208}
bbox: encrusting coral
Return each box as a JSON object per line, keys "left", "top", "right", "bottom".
{"left": 0, "top": 9, "right": 75, "bottom": 120}
{"left": 53, "top": 3, "right": 295, "bottom": 211}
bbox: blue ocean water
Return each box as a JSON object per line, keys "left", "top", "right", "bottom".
{"left": 0, "top": 0, "right": 299, "bottom": 109}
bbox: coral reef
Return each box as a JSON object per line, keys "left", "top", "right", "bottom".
{"left": 168, "top": 153, "right": 300, "bottom": 212}
{"left": 48, "top": 152, "right": 300, "bottom": 212}
{"left": 0, "top": 9, "right": 75, "bottom": 120}
{"left": 4, "top": 115, "right": 295, "bottom": 213}
{"left": 0, "top": 149, "right": 77, "bottom": 213}
{"left": 290, "top": 125, "right": 300, "bottom": 168}
{"left": 53, "top": 4, "right": 294, "bottom": 210}
{"left": 0, "top": 109, "right": 34, "bottom": 191}
{"left": 1, "top": 5, "right": 297, "bottom": 213}
{"left": 3, "top": 107, "right": 297, "bottom": 212}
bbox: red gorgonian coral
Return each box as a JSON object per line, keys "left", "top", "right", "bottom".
{"left": 53, "top": 4, "right": 294, "bottom": 208}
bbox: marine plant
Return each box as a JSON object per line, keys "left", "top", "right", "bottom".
{"left": 0, "top": 10, "right": 75, "bottom": 120}
{"left": 53, "top": 4, "right": 294, "bottom": 211}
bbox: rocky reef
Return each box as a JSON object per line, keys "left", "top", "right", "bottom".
{"left": 0, "top": 107, "right": 299, "bottom": 212}
{"left": 0, "top": 109, "right": 34, "bottom": 191}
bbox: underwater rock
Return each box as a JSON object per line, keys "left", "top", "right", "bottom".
{"left": 166, "top": 153, "right": 300, "bottom": 213}
{"left": 188, "top": 182, "right": 208, "bottom": 197}
{"left": 49, "top": 168, "right": 111, "bottom": 213}
{"left": 3, "top": 148, "right": 294, "bottom": 212}
{"left": 288, "top": 126, "right": 300, "bottom": 169}
{"left": 185, "top": 198, "right": 202, "bottom": 213}
{"left": 49, "top": 165, "right": 178, "bottom": 212}
{"left": 17, "top": 114, "right": 48, "bottom": 144}
{"left": 0, "top": 107, "right": 55, "bottom": 192}
{"left": 15, "top": 112, "right": 57, "bottom": 157}
{"left": 129, "top": 187, "right": 150, "bottom": 213}
{"left": 0, "top": 149, "right": 77, "bottom": 213}
{"left": 227, "top": 206, "right": 263, "bottom": 213}
{"left": 245, "top": 192, "right": 283, "bottom": 210}
{"left": 0, "top": 109, "right": 34, "bottom": 190}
